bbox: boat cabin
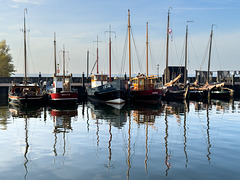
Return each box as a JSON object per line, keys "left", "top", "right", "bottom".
{"left": 131, "top": 74, "right": 157, "bottom": 91}
{"left": 91, "top": 74, "right": 108, "bottom": 88}
{"left": 52, "top": 74, "right": 72, "bottom": 93}
{"left": 10, "top": 84, "right": 41, "bottom": 96}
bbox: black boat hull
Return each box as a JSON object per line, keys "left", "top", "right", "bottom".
{"left": 87, "top": 79, "right": 127, "bottom": 104}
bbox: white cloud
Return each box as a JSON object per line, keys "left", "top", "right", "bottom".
{"left": 9, "top": 4, "right": 18, "bottom": 8}
{"left": 11, "top": 0, "right": 43, "bottom": 5}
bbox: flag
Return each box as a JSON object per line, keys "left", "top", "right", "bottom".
{"left": 168, "top": 29, "right": 172, "bottom": 34}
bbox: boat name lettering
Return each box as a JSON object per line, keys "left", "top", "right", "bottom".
{"left": 62, "top": 94, "right": 71, "bottom": 96}
{"left": 103, "top": 84, "right": 111, "bottom": 89}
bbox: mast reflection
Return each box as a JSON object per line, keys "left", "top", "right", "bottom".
{"left": 183, "top": 101, "right": 188, "bottom": 168}
{"left": 164, "top": 106, "right": 171, "bottom": 176}
{"left": 50, "top": 106, "right": 78, "bottom": 157}
{"left": 206, "top": 103, "right": 211, "bottom": 164}
{"left": 132, "top": 104, "right": 163, "bottom": 174}
{"left": 9, "top": 104, "right": 42, "bottom": 180}
{"left": 127, "top": 114, "right": 131, "bottom": 180}
{"left": 161, "top": 101, "right": 189, "bottom": 175}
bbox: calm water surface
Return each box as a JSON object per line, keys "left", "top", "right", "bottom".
{"left": 0, "top": 100, "right": 240, "bottom": 180}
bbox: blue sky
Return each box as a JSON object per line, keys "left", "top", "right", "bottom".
{"left": 1, "top": 0, "right": 240, "bottom": 76}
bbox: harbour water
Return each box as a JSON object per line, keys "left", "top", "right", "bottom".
{"left": 0, "top": 99, "right": 240, "bottom": 180}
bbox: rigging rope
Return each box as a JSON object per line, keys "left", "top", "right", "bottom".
{"left": 112, "top": 34, "right": 121, "bottom": 75}
{"left": 149, "top": 40, "right": 157, "bottom": 74}
{"left": 27, "top": 32, "right": 36, "bottom": 76}
{"left": 200, "top": 38, "right": 210, "bottom": 71}
{"left": 120, "top": 28, "right": 128, "bottom": 76}
{"left": 213, "top": 36, "right": 222, "bottom": 70}
{"left": 131, "top": 28, "right": 143, "bottom": 73}
{"left": 189, "top": 35, "right": 201, "bottom": 69}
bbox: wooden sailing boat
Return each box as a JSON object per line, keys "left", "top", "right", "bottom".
{"left": 161, "top": 9, "right": 188, "bottom": 101}
{"left": 190, "top": 25, "right": 233, "bottom": 100}
{"left": 9, "top": 8, "right": 43, "bottom": 106}
{"left": 128, "top": 11, "right": 163, "bottom": 104}
{"left": 49, "top": 33, "right": 78, "bottom": 105}
{"left": 87, "top": 27, "right": 127, "bottom": 105}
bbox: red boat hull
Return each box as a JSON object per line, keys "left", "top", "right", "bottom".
{"left": 130, "top": 89, "right": 163, "bottom": 104}
{"left": 50, "top": 92, "right": 78, "bottom": 101}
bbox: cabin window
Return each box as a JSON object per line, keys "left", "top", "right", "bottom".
{"left": 149, "top": 79, "right": 155, "bottom": 84}
{"left": 56, "top": 88, "right": 62, "bottom": 93}
{"left": 139, "top": 79, "right": 145, "bottom": 85}
{"left": 31, "top": 88, "right": 36, "bottom": 92}
{"left": 15, "top": 88, "right": 20, "bottom": 93}
{"left": 65, "top": 78, "right": 70, "bottom": 83}
{"left": 57, "top": 77, "right": 62, "bottom": 81}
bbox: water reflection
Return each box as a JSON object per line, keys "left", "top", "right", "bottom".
{"left": 8, "top": 104, "right": 42, "bottom": 180}
{"left": 206, "top": 103, "right": 211, "bottom": 164}
{"left": 127, "top": 114, "right": 131, "bottom": 180}
{"left": 0, "top": 106, "right": 10, "bottom": 130}
{"left": 1, "top": 99, "right": 239, "bottom": 179}
{"left": 131, "top": 104, "right": 163, "bottom": 175}
{"left": 49, "top": 106, "right": 78, "bottom": 157}
{"left": 88, "top": 101, "right": 128, "bottom": 128}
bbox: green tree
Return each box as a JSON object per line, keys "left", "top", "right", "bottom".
{"left": 0, "top": 40, "right": 15, "bottom": 77}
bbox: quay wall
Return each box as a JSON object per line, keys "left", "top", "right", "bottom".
{"left": 0, "top": 76, "right": 240, "bottom": 99}
{"left": 0, "top": 76, "right": 88, "bottom": 101}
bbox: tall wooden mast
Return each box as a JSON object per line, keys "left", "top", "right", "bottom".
{"left": 24, "top": 8, "right": 27, "bottom": 84}
{"left": 97, "top": 36, "right": 99, "bottom": 74}
{"left": 63, "top": 45, "right": 65, "bottom": 83}
{"left": 207, "top": 25, "right": 214, "bottom": 84}
{"left": 105, "top": 25, "right": 115, "bottom": 82}
{"left": 128, "top": 9, "right": 131, "bottom": 81}
{"left": 93, "top": 36, "right": 101, "bottom": 74}
{"left": 54, "top": 32, "right": 57, "bottom": 76}
{"left": 109, "top": 25, "right": 112, "bottom": 82}
{"left": 184, "top": 21, "right": 193, "bottom": 86}
{"left": 96, "top": 36, "right": 99, "bottom": 74}
{"left": 165, "top": 8, "right": 170, "bottom": 85}
{"left": 184, "top": 24, "right": 188, "bottom": 86}
{"left": 146, "top": 22, "right": 149, "bottom": 77}
{"left": 87, "top": 50, "right": 89, "bottom": 79}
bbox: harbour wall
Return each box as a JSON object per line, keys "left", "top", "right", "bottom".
{"left": 1, "top": 76, "right": 240, "bottom": 100}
